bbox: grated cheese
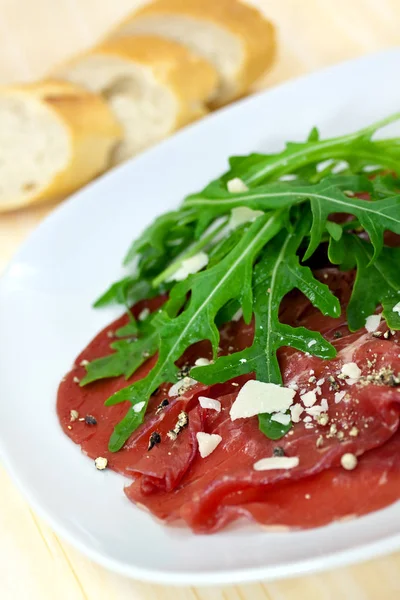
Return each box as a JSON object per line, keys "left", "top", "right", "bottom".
{"left": 301, "top": 390, "right": 317, "bottom": 407}
{"left": 198, "top": 396, "right": 221, "bottom": 412}
{"left": 340, "top": 453, "right": 358, "bottom": 470}
{"left": 305, "top": 405, "right": 325, "bottom": 418}
{"left": 194, "top": 357, "right": 211, "bottom": 367}
{"left": 133, "top": 401, "right": 146, "bottom": 413}
{"left": 196, "top": 432, "right": 222, "bottom": 458}
{"left": 321, "top": 398, "right": 329, "bottom": 412}
{"left": 271, "top": 412, "right": 291, "bottom": 425}
{"left": 393, "top": 302, "right": 400, "bottom": 315}
{"left": 138, "top": 307, "right": 150, "bottom": 321}
{"left": 168, "top": 376, "right": 197, "bottom": 397}
{"left": 365, "top": 314, "right": 381, "bottom": 333}
{"left": 227, "top": 177, "right": 249, "bottom": 193}
{"left": 228, "top": 206, "right": 264, "bottom": 230}
{"left": 253, "top": 456, "right": 299, "bottom": 471}
{"left": 340, "top": 362, "right": 362, "bottom": 380}
{"left": 167, "top": 252, "right": 208, "bottom": 282}
{"left": 290, "top": 404, "right": 304, "bottom": 423}
{"left": 232, "top": 308, "right": 243, "bottom": 322}
{"left": 94, "top": 457, "right": 108, "bottom": 470}
{"left": 230, "top": 380, "right": 295, "bottom": 421}
{"left": 334, "top": 390, "right": 346, "bottom": 404}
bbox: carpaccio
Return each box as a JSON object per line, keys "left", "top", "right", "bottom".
{"left": 57, "top": 268, "right": 400, "bottom": 533}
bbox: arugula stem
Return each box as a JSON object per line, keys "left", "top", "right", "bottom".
{"left": 152, "top": 217, "right": 228, "bottom": 287}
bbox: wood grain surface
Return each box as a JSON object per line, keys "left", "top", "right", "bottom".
{"left": 1, "top": 0, "right": 400, "bottom": 598}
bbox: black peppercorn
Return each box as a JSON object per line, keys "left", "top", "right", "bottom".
{"left": 148, "top": 431, "right": 161, "bottom": 451}
{"left": 84, "top": 415, "right": 97, "bottom": 425}
{"left": 273, "top": 446, "right": 285, "bottom": 457}
{"left": 155, "top": 398, "right": 169, "bottom": 414}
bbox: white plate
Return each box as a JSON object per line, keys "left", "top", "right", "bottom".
{"left": 2, "top": 50, "right": 400, "bottom": 586}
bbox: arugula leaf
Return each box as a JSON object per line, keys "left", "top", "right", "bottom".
{"left": 80, "top": 332, "right": 159, "bottom": 385}
{"left": 325, "top": 220, "right": 343, "bottom": 241}
{"left": 192, "top": 212, "right": 339, "bottom": 387}
{"left": 259, "top": 413, "right": 292, "bottom": 440}
{"left": 123, "top": 209, "right": 196, "bottom": 265}
{"left": 185, "top": 178, "right": 400, "bottom": 263}
{"left": 305, "top": 188, "right": 400, "bottom": 261}
{"left": 106, "top": 212, "right": 284, "bottom": 451}
{"left": 94, "top": 277, "right": 153, "bottom": 308}
{"left": 328, "top": 234, "right": 400, "bottom": 331}
{"left": 222, "top": 113, "right": 400, "bottom": 186}
{"left": 115, "top": 320, "right": 138, "bottom": 338}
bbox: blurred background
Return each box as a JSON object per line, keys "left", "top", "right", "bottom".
{"left": 1, "top": 0, "right": 400, "bottom": 87}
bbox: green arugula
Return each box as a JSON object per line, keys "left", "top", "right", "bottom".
{"left": 191, "top": 213, "right": 339, "bottom": 439}
{"left": 105, "top": 212, "right": 284, "bottom": 451}
{"left": 328, "top": 234, "right": 400, "bottom": 331}
{"left": 80, "top": 113, "right": 400, "bottom": 452}
{"left": 221, "top": 112, "right": 400, "bottom": 186}
{"left": 80, "top": 333, "right": 159, "bottom": 385}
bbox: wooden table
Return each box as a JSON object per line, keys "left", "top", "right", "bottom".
{"left": 2, "top": 1, "right": 400, "bottom": 598}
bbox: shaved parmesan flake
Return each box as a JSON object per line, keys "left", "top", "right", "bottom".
{"left": 340, "top": 362, "right": 361, "bottom": 380}
{"left": 230, "top": 380, "right": 295, "bottom": 421}
{"left": 253, "top": 456, "right": 299, "bottom": 471}
{"left": 227, "top": 177, "right": 249, "bottom": 193}
{"left": 198, "top": 396, "right": 221, "bottom": 412}
{"left": 232, "top": 308, "right": 243, "bottom": 322}
{"left": 301, "top": 390, "right": 317, "bottom": 407}
{"left": 305, "top": 405, "right": 325, "bottom": 418}
{"left": 334, "top": 390, "right": 346, "bottom": 404}
{"left": 194, "top": 357, "right": 211, "bottom": 367}
{"left": 228, "top": 206, "right": 264, "bottom": 230}
{"left": 321, "top": 398, "right": 329, "bottom": 412}
{"left": 365, "top": 314, "right": 381, "bottom": 332}
{"left": 138, "top": 307, "right": 150, "bottom": 321}
{"left": 133, "top": 401, "right": 145, "bottom": 413}
{"left": 167, "top": 252, "right": 208, "bottom": 282}
{"left": 393, "top": 302, "right": 400, "bottom": 315}
{"left": 290, "top": 404, "right": 304, "bottom": 423}
{"left": 271, "top": 412, "right": 291, "bottom": 425}
{"left": 168, "top": 377, "right": 197, "bottom": 397}
{"left": 196, "top": 432, "right": 222, "bottom": 458}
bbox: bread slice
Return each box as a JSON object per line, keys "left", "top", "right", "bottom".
{"left": 55, "top": 36, "right": 218, "bottom": 165}
{"left": 0, "top": 80, "right": 121, "bottom": 212}
{"left": 111, "top": 0, "right": 276, "bottom": 106}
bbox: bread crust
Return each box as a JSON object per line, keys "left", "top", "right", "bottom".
{"left": 0, "top": 80, "right": 121, "bottom": 212}
{"left": 114, "top": 0, "right": 276, "bottom": 105}
{"left": 65, "top": 36, "right": 218, "bottom": 128}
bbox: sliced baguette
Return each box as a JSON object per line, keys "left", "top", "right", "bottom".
{"left": 55, "top": 36, "right": 218, "bottom": 165}
{"left": 111, "top": 0, "right": 276, "bottom": 106}
{"left": 0, "top": 80, "right": 121, "bottom": 212}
